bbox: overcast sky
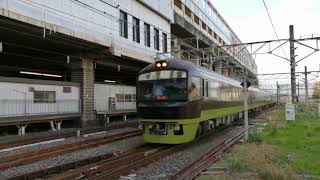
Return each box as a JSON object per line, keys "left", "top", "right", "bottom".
{"left": 212, "top": 0, "right": 320, "bottom": 86}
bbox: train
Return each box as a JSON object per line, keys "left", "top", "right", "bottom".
{"left": 137, "top": 59, "right": 273, "bottom": 144}
{"left": 0, "top": 76, "right": 135, "bottom": 120}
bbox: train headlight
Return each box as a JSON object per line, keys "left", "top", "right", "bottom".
{"left": 162, "top": 62, "right": 167, "bottom": 67}
{"left": 155, "top": 61, "right": 168, "bottom": 68}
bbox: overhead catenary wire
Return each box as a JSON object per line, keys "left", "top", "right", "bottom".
{"left": 262, "top": 0, "right": 287, "bottom": 58}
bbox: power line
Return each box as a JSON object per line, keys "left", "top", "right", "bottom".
{"left": 262, "top": 0, "right": 287, "bottom": 58}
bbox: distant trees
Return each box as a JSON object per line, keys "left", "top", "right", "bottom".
{"left": 312, "top": 81, "right": 320, "bottom": 99}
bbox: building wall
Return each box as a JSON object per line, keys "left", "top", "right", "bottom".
{"left": 0, "top": 0, "right": 172, "bottom": 63}
{"left": 0, "top": 81, "right": 80, "bottom": 117}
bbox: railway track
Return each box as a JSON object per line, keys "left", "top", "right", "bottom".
{"left": 5, "top": 126, "right": 252, "bottom": 180}
{"left": 0, "top": 120, "right": 138, "bottom": 150}
{"left": 8, "top": 144, "right": 185, "bottom": 180}
{"left": 0, "top": 130, "right": 142, "bottom": 171}
{"left": 3, "top": 105, "right": 273, "bottom": 180}
{"left": 170, "top": 127, "right": 251, "bottom": 180}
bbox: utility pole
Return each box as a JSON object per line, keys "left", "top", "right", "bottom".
{"left": 243, "top": 70, "right": 249, "bottom": 141}
{"left": 297, "top": 81, "right": 300, "bottom": 100}
{"left": 276, "top": 81, "right": 280, "bottom": 105}
{"left": 305, "top": 66, "right": 309, "bottom": 104}
{"left": 290, "top": 25, "right": 297, "bottom": 103}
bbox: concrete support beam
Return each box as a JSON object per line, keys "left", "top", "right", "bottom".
{"left": 71, "top": 58, "right": 97, "bottom": 127}
{"left": 172, "top": 38, "right": 182, "bottom": 59}
{"left": 50, "top": 121, "right": 56, "bottom": 131}
{"left": 215, "top": 61, "right": 223, "bottom": 74}
{"left": 17, "top": 124, "right": 28, "bottom": 135}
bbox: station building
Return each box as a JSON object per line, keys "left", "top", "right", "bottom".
{"left": 0, "top": 0, "right": 257, "bottom": 134}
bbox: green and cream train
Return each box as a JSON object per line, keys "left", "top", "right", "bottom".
{"left": 137, "top": 59, "right": 272, "bottom": 144}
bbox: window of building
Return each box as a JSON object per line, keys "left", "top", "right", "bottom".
{"left": 162, "top": 32, "right": 167, "bottom": 53}
{"left": 34, "top": 91, "right": 56, "bottom": 103}
{"left": 208, "top": 28, "right": 212, "bottom": 36}
{"left": 202, "top": 21, "right": 207, "bottom": 30}
{"left": 154, "top": 28, "right": 159, "bottom": 50}
{"left": 63, "top": 86, "right": 71, "bottom": 93}
{"left": 119, "top": 10, "right": 128, "bottom": 38}
{"left": 185, "top": 6, "right": 192, "bottom": 17}
{"left": 194, "top": 15, "right": 200, "bottom": 25}
{"left": 144, "top": 23, "right": 150, "bottom": 47}
{"left": 132, "top": 17, "right": 140, "bottom": 43}
{"left": 174, "top": 0, "right": 182, "bottom": 9}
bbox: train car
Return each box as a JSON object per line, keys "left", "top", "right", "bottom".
{"left": 94, "top": 83, "right": 136, "bottom": 113}
{"left": 0, "top": 76, "right": 80, "bottom": 118}
{"left": 137, "top": 59, "right": 272, "bottom": 144}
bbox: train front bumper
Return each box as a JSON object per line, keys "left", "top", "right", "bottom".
{"left": 139, "top": 119, "right": 199, "bottom": 144}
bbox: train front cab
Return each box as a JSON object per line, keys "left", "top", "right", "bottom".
{"left": 137, "top": 64, "right": 203, "bottom": 144}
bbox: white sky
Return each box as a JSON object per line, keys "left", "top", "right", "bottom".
{"left": 212, "top": 0, "right": 320, "bottom": 87}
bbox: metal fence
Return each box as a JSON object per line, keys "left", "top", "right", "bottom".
{"left": 0, "top": 99, "right": 80, "bottom": 117}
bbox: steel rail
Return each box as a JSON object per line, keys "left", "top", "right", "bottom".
{"left": 47, "top": 145, "right": 173, "bottom": 180}
{"left": 0, "top": 121, "right": 138, "bottom": 150}
{"left": 171, "top": 128, "right": 251, "bottom": 180}
{"left": 0, "top": 130, "right": 142, "bottom": 170}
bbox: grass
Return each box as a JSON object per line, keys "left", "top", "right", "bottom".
{"left": 262, "top": 109, "right": 320, "bottom": 176}
{"left": 198, "top": 107, "right": 320, "bottom": 180}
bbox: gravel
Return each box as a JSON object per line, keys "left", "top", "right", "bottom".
{"left": 0, "top": 127, "right": 137, "bottom": 157}
{"left": 1, "top": 135, "right": 144, "bottom": 178}
{"left": 130, "top": 126, "right": 244, "bottom": 180}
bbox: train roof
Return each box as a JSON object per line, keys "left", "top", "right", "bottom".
{"left": 140, "top": 59, "right": 263, "bottom": 92}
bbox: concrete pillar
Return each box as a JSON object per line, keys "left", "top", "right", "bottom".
{"left": 17, "top": 125, "right": 27, "bottom": 135}
{"left": 71, "top": 58, "right": 97, "bottom": 127}
{"left": 173, "top": 38, "right": 182, "bottom": 59}
{"left": 106, "top": 117, "right": 110, "bottom": 124}
{"left": 215, "top": 61, "right": 223, "bottom": 74}
{"left": 50, "top": 121, "right": 56, "bottom": 131}
{"left": 228, "top": 68, "right": 234, "bottom": 77}
{"left": 56, "top": 122, "right": 62, "bottom": 130}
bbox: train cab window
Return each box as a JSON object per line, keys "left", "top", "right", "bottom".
{"left": 138, "top": 70, "right": 186, "bottom": 81}
{"left": 189, "top": 76, "right": 201, "bottom": 101}
{"left": 138, "top": 70, "right": 187, "bottom": 101}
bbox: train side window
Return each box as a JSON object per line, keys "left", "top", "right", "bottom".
{"left": 202, "top": 79, "right": 209, "bottom": 97}
{"left": 189, "top": 76, "right": 201, "bottom": 101}
{"left": 125, "top": 94, "right": 132, "bottom": 102}
{"left": 210, "top": 81, "right": 219, "bottom": 98}
{"left": 116, "top": 94, "right": 124, "bottom": 102}
{"left": 201, "top": 79, "right": 205, "bottom": 97}
{"left": 205, "top": 81, "right": 209, "bottom": 97}
{"left": 34, "top": 91, "right": 56, "bottom": 103}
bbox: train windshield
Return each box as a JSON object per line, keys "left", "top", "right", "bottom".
{"left": 138, "top": 70, "right": 187, "bottom": 101}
